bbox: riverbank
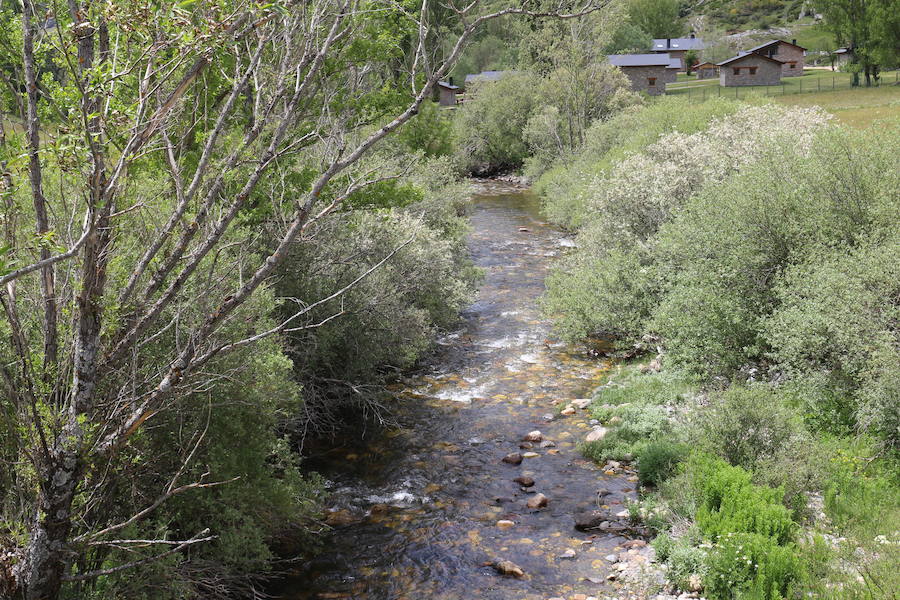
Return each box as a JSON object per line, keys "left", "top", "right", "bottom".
{"left": 575, "top": 360, "right": 900, "bottom": 600}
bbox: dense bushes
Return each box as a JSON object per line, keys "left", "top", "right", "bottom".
{"left": 272, "top": 155, "right": 477, "bottom": 432}
{"left": 453, "top": 66, "right": 638, "bottom": 176}
{"left": 556, "top": 95, "right": 899, "bottom": 600}
{"left": 545, "top": 105, "right": 899, "bottom": 449}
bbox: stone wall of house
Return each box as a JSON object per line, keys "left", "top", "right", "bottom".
{"left": 620, "top": 65, "right": 668, "bottom": 95}
{"left": 774, "top": 44, "right": 805, "bottom": 76}
{"left": 720, "top": 56, "right": 781, "bottom": 86}
{"left": 664, "top": 68, "right": 678, "bottom": 83}
{"left": 697, "top": 67, "right": 718, "bottom": 79}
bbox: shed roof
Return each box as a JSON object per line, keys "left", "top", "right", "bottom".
{"left": 717, "top": 51, "right": 783, "bottom": 67}
{"left": 651, "top": 37, "right": 706, "bottom": 51}
{"left": 695, "top": 61, "right": 718, "bottom": 68}
{"left": 608, "top": 53, "right": 672, "bottom": 67}
{"left": 437, "top": 81, "right": 460, "bottom": 90}
{"left": 747, "top": 39, "right": 807, "bottom": 53}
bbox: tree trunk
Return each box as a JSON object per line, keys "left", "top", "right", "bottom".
{"left": 18, "top": 455, "right": 81, "bottom": 600}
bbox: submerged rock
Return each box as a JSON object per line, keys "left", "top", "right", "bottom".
{"left": 502, "top": 453, "right": 523, "bottom": 465}
{"left": 522, "top": 451, "right": 539, "bottom": 459}
{"left": 513, "top": 476, "right": 535, "bottom": 487}
{"left": 539, "top": 440, "right": 556, "bottom": 448}
{"left": 574, "top": 509, "right": 608, "bottom": 531}
{"left": 526, "top": 493, "right": 549, "bottom": 509}
{"left": 490, "top": 559, "right": 525, "bottom": 578}
{"left": 521, "top": 430, "right": 543, "bottom": 442}
{"left": 324, "top": 509, "right": 360, "bottom": 527}
{"left": 496, "top": 519, "right": 515, "bottom": 529}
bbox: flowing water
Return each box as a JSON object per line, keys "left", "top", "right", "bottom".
{"left": 276, "top": 183, "right": 638, "bottom": 600}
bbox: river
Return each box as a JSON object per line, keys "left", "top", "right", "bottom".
{"left": 275, "top": 182, "right": 639, "bottom": 600}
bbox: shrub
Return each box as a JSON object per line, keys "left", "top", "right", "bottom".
{"left": 666, "top": 537, "right": 709, "bottom": 592}
{"left": 694, "top": 386, "right": 822, "bottom": 512}
{"left": 686, "top": 453, "right": 795, "bottom": 545}
{"left": 638, "top": 440, "right": 689, "bottom": 487}
{"left": 453, "top": 73, "right": 542, "bottom": 174}
{"left": 704, "top": 532, "right": 803, "bottom": 600}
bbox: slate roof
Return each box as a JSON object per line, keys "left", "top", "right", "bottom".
{"left": 717, "top": 51, "right": 784, "bottom": 66}
{"left": 437, "top": 81, "right": 460, "bottom": 90}
{"left": 747, "top": 39, "right": 807, "bottom": 53}
{"left": 651, "top": 37, "right": 706, "bottom": 51}
{"left": 608, "top": 53, "right": 672, "bottom": 67}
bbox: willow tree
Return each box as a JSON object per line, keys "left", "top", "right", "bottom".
{"left": 0, "top": 1, "right": 601, "bottom": 598}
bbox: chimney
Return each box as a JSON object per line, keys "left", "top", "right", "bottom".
{"left": 449, "top": 76, "right": 454, "bottom": 87}
{"left": 690, "top": 32, "right": 696, "bottom": 39}
{"left": 666, "top": 38, "right": 671, "bottom": 48}
{"left": 792, "top": 38, "right": 797, "bottom": 45}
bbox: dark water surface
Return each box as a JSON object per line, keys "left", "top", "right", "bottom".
{"left": 276, "top": 183, "right": 638, "bottom": 600}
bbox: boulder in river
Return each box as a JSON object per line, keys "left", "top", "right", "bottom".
{"left": 560, "top": 406, "right": 576, "bottom": 416}
{"left": 571, "top": 398, "right": 592, "bottom": 410}
{"left": 513, "top": 476, "right": 535, "bottom": 487}
{"left": 502, "top": 453, "right": 523, "bottom": 465}
{"left": 522, "top": 451, "right": 539, "bottom": 459}
{"left": 539, "top": 440, "right": 556, "bottom": 448}
{"left": 526, "top": 493, "right": 549, "bottom": 509}
{"left": 521, "top": 430, "right": 543, "bottom": 442}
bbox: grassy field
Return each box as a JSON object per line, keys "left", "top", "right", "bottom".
{"left": 775, "top": 85, "right": 900, "bottom": 127}
{"left": 668, "top": 69, "right": 900, "bottom": 97}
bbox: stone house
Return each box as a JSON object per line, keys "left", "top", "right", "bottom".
{"left": 747, "top": 39, "right": 806, "bottom": 76}
{"left": 695, "top": 61, "right": 719, "bottom": 79}
{"left": 650, "top": 34, "right": 706, "bottom": 70}
{"left": 608, "top": 54, "right": 672, "bottom": 95}
{"left": 436, "top": 80, "right": 460, "bottom": 106}
{"left": 718, "top": 52, "right": 783, "bottom": 86}
{"left": 664, "top": 56, "right": 681, "bottom": 83}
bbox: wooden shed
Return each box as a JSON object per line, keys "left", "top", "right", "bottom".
{"left": 695, "top": 62, "right": 719, "bottom": 79}
{"left": 436, "top": 80, "right": 460, "bottom": 106}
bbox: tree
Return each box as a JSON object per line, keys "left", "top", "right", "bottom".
{"left": 627, "top": 0, "right": 684, "bottom": 39}
{"left": 820, "top": 0, "right": 900, "bottom": 85}
{"left": 0, "top": 1, "right": 603, "bottom": 598}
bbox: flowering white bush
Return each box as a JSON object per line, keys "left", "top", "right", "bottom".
{"left": 579, "top": 104, "right": 831, "bottom": 250}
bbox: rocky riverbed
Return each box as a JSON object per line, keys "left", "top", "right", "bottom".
{"left": 272, "top": 183, "right": 678, "bottom": 600}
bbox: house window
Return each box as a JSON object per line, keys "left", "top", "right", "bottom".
{"left": 648, "top": 77, "right": 657, "bottom": 86}
{"left": 733, "top": 67, "right": 740, "bottom": 75}
{"left": 788, "top": 61, "right": 797, "bottom": 68}
{"left": 749, "top": 66, "right": 758, "bottom": 75}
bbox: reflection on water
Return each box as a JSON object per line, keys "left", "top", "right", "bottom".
{"left": 275, "top": 182, "right": 637, "bottom": 600}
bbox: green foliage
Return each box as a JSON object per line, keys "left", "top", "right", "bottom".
{"left": 705, "top": 532, "right": 803, "bottom": 600}
{"left": 691, "top": 455, "right": 795, "bottom": 545}
{"left": 453, "top": 73, "right": 542, "bottom": 174}
{"left": 536, "top": 96, "right": 740, "bottom": 229}
{"left": 693, "top": 387, "right": 822, "bottom": 513}
{"left": 665, "top": 537, "right": 709, "bottom": 591}
{"left": 397, "top": 100, "right": 454, "bottom": 157}
{"left": 627, "top": 0, "right": 684, "bottom": 39}
{"left": 638, "top": 440, "right": 689, "bottom": 487}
